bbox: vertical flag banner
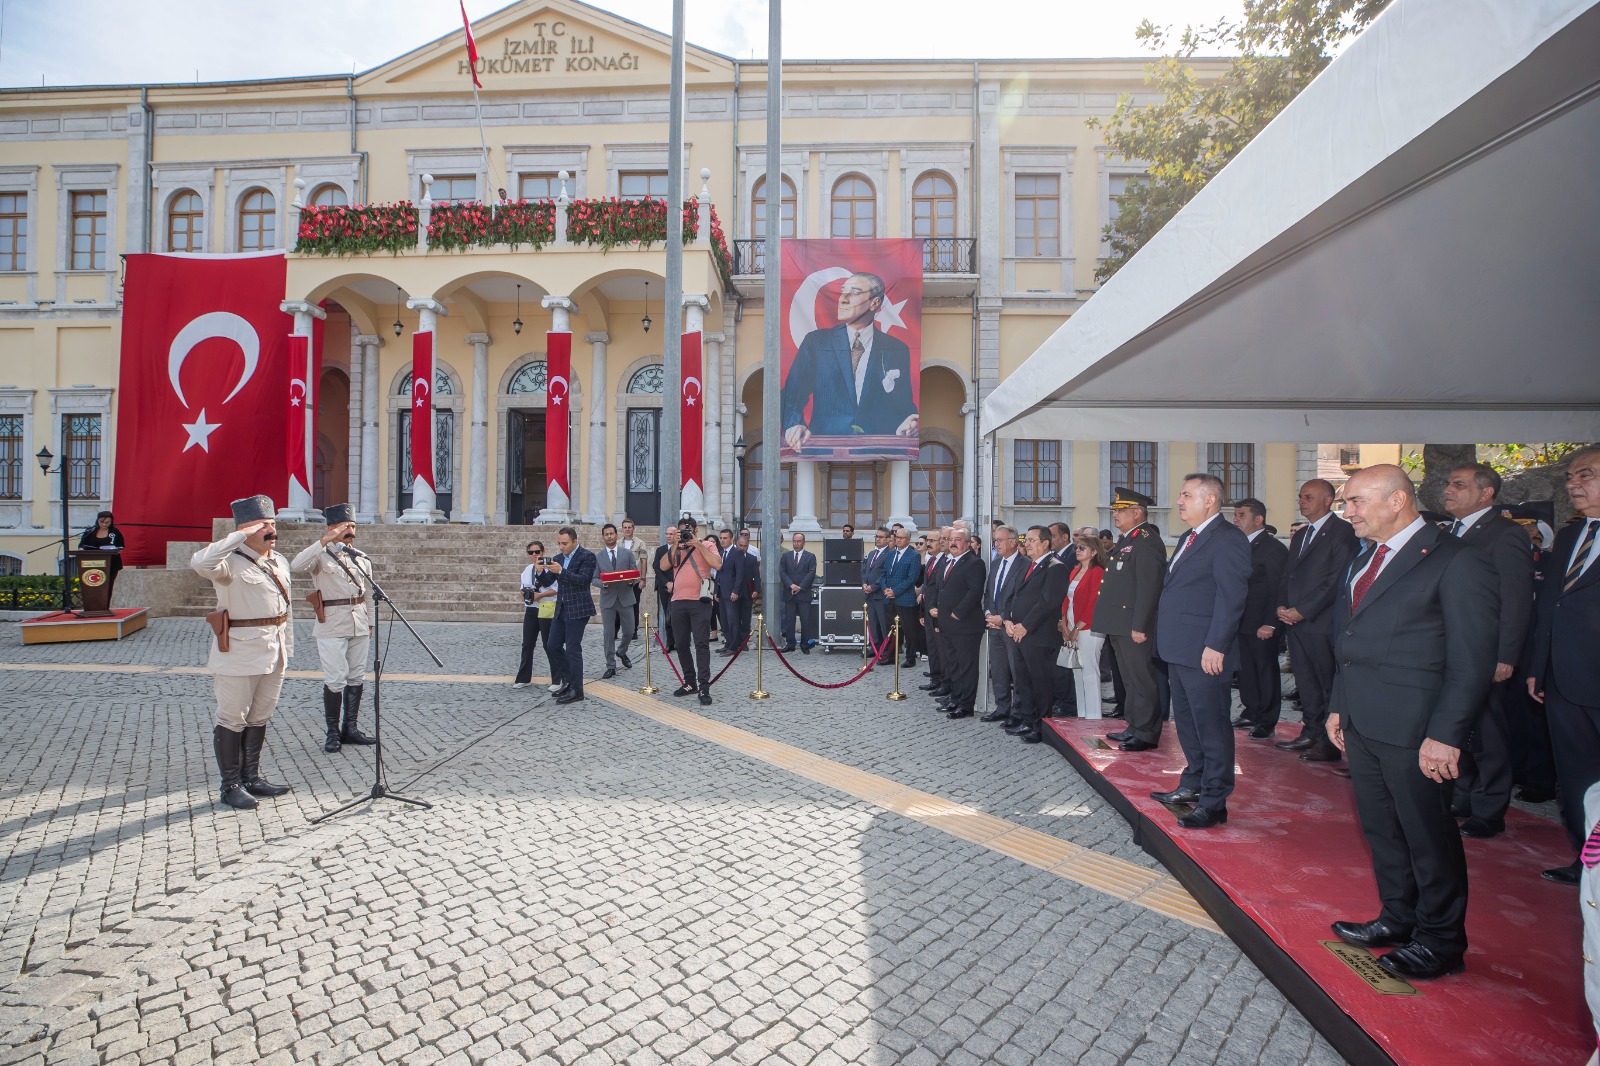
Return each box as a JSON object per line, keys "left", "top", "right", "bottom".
{"left": 459, "top": 0, "right": 483, "bottom": 88}
{"left": 286, "top": 334, "right": 315, "bottom": 507}
{"left": 680, "top": 330, "right": 704, "bottom": 514}
{"left": 545, "top": 330, "right": 572, "bottom": 511}
{"left": 410, "top": 331, "right": 435, "bottom": 490}
{"left": 113, "top": 252, "right": 291, "bottom": 566}
{"left": 778, "top": 239, "right": 923, "bottom": 462}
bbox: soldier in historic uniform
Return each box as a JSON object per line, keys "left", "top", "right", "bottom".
{"left": 1095, "top": 488, "right": 1170, "bottom": 752}
{"left": 291, "top": 503, "right": 376, "bottom": 753}
{"left": 189, "top": 494, "right": 295, "bottom": 811}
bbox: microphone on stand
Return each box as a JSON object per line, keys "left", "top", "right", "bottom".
{"left": 339, "top": 543, "right": 370, "bottom": 560}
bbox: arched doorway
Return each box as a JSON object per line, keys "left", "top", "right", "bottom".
{"left": 504, "top": 359, "right": 549, "bottom": 524}
{"left": 623, "top": 363, "right": 664, "bottom": 523}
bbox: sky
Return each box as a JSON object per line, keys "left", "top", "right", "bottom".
{"left": 0, "top": 0, "right": 1247, "bottom": 88}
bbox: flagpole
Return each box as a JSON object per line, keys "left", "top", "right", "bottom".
{"left": 760, "top": 0, "right": 782, "bottom": 610}
{"left": 661, "top": 0, "right": 686, "bottom": 528}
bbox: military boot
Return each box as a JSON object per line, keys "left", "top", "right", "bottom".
{"left": 213, "top": 726, "right": 257, "bottom": 811}
{"left": 240, "top": 725, "right": 291, "bottom": 797}
{"left": 323, "top": 686, "right": 342, "bottom": 752}
{"left": 340, "top": 685, "right": 375, "bottom": 745}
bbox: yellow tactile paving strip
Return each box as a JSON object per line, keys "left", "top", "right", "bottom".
{"left": 0, "top": 659, "right": 1219, "bottom": 932}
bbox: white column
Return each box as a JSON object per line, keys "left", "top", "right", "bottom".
{"left": 536, "top": 295, "right": 577, "bottom": 524}
{"left": 462, "top": 332, "right": 491, "bottom": 524}
{"left": 702, "top": 332, "right": 724, "bottom": 529}
{"left": 680, "top": 294, "right": 710, "bottom": 521}
{"left": 356, "top": 335, "right": 381, "bottom": 523}
{"left": 399, "top": 297, "right": 447, "bottom": 523}
{"left": 277, "top": 299, "right": 326, "bottom": 521}
{"left": 582, "top": 331, "right": 609, "bottom": 523}
{"left": 886, "top": 460, "right": 913, "bottom": 532}
{"left": 791, "top": 461, "right": 821, "bottom": 533}
{"left": 961, "top": 401, "right": 978, "bottom": 525}
{"left": 346, "top": 319, "right": 363, "bottom": 517}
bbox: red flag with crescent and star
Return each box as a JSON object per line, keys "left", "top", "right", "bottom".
{"left": 680, "top": 330, "right": 703, "bottom": 506}
{"left": 112, "top": 252, "right": 291, "bottom": 566}
{"left": 286, "top": 334, "right": 312, "bottom": 503}
{"left": 410, "top": 331, "right": 435, "bottom": 490}
{"left": 545, "top": 330, "right": 572, "bottom": 508}
{"left": 460, "top": 0, "right": 483, "bottom": 89}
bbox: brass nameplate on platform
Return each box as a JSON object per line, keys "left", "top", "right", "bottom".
{"left": 1321, "top": 940, "right": 1419, "bottom": 996}
{"left": 1091, "top": 738, "right": 1112, "bottom": 751}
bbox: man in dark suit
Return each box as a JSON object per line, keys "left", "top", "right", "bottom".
{"left": 1526, "top": 444, "right": 1600, "bottom": 886}
{"left": 1326, "top": 465, "right": 1498, "bottom": 981}
{"left": 933, "top": 528, "right": 987, "bottom": 719}
{"left": 548, "top": 526, "right": 599, "bottom": 705}
{"left": 1276, "top": 479, "right": 1360, "bottom": 762}
{"left": 781, "top": 272, "right": 918, "bottom": 449}
{"left": 1003, "top": 526, "right": 1071, "bottom": 743}
{"left": 1096, "top": 488, "right": 1168, "bottom": 752}
{"left": 779, "top": 532, "right": 817, "bottom": 653}
{"left": 882, "top": 527, "right": 923, "bottom": 666}
{"left": 1231, "top": 498, "right": 1290, "bottom": 740}
{"left": 918, "top": 528, "right": 950, "bottom": 696}
{"left": 653, "top": 537, "right": 677, "bottom": 652}
{"left": 1152, "top": 474, "right": 1251, "bottom": 828}
{"left": 862, "top": 527, "right": 893, "bottom": 662}
{"left": 981, "top": 525, "right": 1025, "bottom": 725}
{"left": 715, "top": 529, "right": 754, "bottom": 654}
{"left": 1442, "top": 463, "right": 1536, "bottom": 839}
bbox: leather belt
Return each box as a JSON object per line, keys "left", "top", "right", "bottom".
{"left": 228, "top": 614, "right": 288, "bottom": 628}
{"left": 321, "top": 596, "right": 364, "bottom": 607}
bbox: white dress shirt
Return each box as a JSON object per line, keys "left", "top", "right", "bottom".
{"left": 1350, "top": 515, "right": 1426, "bottom": 591}
{"left": 849, "top": 326, "right": 874, "bottom": 401}
{"left": 1450, "top": 506, "right": 1492, "bottom": 536}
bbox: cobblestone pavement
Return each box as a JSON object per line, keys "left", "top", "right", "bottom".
{"left": 0, "top": 616, "right": 1348, "bottom": 1065}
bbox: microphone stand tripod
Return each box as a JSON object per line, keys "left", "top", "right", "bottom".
{"left": 313, "top": 546, "right": 442, "bottom": 822}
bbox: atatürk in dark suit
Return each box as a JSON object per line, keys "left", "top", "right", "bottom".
{"left": 1526, "top": 514, "right": 1600, "bottom": 852}
{"left": 935, "top": 550, "right": 986, "bottom": 713}
{"left": 1452, "top": 509, "right": 1535, "bottom": 830}
{"left": 1005, "top": 553, "right": 1071, "bottom": 733}
{"left": 1238, "top": 530, "right": 1290, "bottom": 728}
{"left": 1278, "top": 514, "right": 1359, "bottom": 744}
{"left": 1156, "top": 516, "right": 1251, "bottom": 812}
{"left": 1331, "top": 522, "right": 1497, "bottom": 957}
{"left": 781, "top": 325, "right": 916, "bottom": 439}
{"left": 779, "top": 546, "right": 817, "bottom": 649}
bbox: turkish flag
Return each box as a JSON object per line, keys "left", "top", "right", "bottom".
{"left": 460, "top": 0, "right": 483, "bottom": 89}
{"left": 113, "top": 252, "right": 291, "bottom": 566}
{"left": 778, "top": 239, "right": 923, "bottom": 462}
{"left": 411, "top": 331, "right": 435, "bottom": 490}
{"left": 545, "top": 331, "right": 572, "bottom": 507}
{"left": 286, "top": 335, "right": 314, "bottom": 501}
{"left": 680, "top": 330, "right": 704, "bottom": 506}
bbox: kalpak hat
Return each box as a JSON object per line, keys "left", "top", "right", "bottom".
{"left": 323, "top": 503, "right": 355, "bottom": 525}
{"left": 230, "top": 495, "right": 275, "bottom": 524}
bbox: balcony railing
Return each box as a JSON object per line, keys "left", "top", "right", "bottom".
{"left": 732, "top": 237, "right": 976, "bottom": 277}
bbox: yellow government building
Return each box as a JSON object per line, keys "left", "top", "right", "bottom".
{"left": 0, "top": 0, "right": 1411, "bottom": 576}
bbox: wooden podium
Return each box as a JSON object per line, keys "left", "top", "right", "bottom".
{"left": 69, "top": 549, "right": 120, "bottom": 617}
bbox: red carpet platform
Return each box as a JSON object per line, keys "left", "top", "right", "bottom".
{"left": 1043, "top": 718, "right": 1590, "bottom": 1066}
{"left": 18, "top": 606, "right": 149, "bottom": 644}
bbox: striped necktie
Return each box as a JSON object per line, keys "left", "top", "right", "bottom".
{"left": 1566, "top": 521, "right": 1600, "bottom": 592}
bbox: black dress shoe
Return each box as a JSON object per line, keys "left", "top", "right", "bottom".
{"left": 1020, "top": 729, "right": 1043, "bottom": 744}
{"left": 1004, "top": 723, "right": 1033, "bottom": 736}
{"left": 1119, "top": 738, "right": 1156, "bottom": 752}
{"left": 781, "top": 644, "right": 797, "bottom": 652}
{"left": 1331, "top": 918, "right": 1413, "bottom": 948}
{"left": 1449, "top": 803, "right": 1471, "bottom": 819}
{"left": 1150, "top": 788, "right": 1199, "bottom": 805}
{"left": 947, "top": 708, "right": 974, "bottom": 720}
{"left": 1376, "top": 942, "right": 1464, "bottom": 981}
{"left": 801, "top": 644, "right": 811, "bottom": 654}
{"left": 601, "top": 667, "right": 617, "bottom": 680}
{"left": 1231, "top": 716, "right": 1253, "bottom": 729}
{"left": 1300, "top": 745, "right": 1341, "bottom": 763}
{"left": 918, "top": 681, "right": 941, "bottom": 691}
{"left": 1515, "top": 786, "right": 1556, "bottom": 803}
{"left": 1247, "top": 724, "right": 1276, "bottom": 740}
{"left": 1177, "top": 806, "right": 1227, "bottom": 828}
{"left": 555, "top": 690, "right": 585, "bottom": 705}
{"left": 1458, "top": 817, "right": 1503, "bottom": 839}
{"left": 619, "top": 653, "right": 632, "bottom": 669}
{"left": 698, "top": 687, "right": 713, "bottom": 706}
{"left": 672, "top": 684, "right": 697, "bottom": 698}
{"left": 1106, "top": 729, "right": 1134, "bottom": 742}
{"left": 1105, "top": 708, "right": 1126, "bottom": 719}
{"left": 979, "top": 711, "right": 1009, "bottom": 723}
{"left": 716, "top": 646, "right": 735, "bottom": 656}
{"left": 1276, "top": 734, "right": 1316, "bottom": 752}
{"left": 902, "top": 659, "right": 916, "bottom": 668}
{"left": 1542, "top": 863, "right": 1580, "bottom": 886}
{"left": 552, "top": 685, "right": 572, "bottom": 699}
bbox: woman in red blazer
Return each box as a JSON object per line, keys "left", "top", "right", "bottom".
{"left": 1063, "top": 533, "right": 1108, "bottom": 720}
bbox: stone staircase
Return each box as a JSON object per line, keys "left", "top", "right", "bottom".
{"left": 144, "top": 521, "right": 661, "bottom": 624}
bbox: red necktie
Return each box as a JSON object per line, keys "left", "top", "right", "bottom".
{"left": 1350, "top": 544, "right": 1389, "bottom": 611}
{"left": 1024, "top": 560, "right": 1038, "bottom": 581}
{"left": 1172, "top": 529, "right": 1197, "bottom": 568}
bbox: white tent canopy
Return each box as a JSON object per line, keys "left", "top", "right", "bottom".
{"left": 983, "top": 0, "right": 1600, "bottom": 444}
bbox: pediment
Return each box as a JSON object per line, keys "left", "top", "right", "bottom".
{"left": 365, "top": 0, "right": 724, "bottom": 91}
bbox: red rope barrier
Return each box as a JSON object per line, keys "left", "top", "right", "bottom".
{"left": 763, "top": 631, "right": 898, "bottom": 689}
{"left": 651, "top": 626, "right": 749, "bottom": 689}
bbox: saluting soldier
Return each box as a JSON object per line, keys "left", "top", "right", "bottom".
{"left": 1094, "top": 488, "right": 1169, "bottom": 752}
{"left": 291, "top": 503, "right": 376, "bottom": 753}
{"left": 189, "top": 494, "right": 295, "bottom": 811}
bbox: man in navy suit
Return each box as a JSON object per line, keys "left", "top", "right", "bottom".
{"left": 779, "top": 532, "right": 817, "bottom": 653}
{"left": 933, "top": 528, "right": 986, "bottom": 719}
{"left": 1152, "top": 474, "right": 1251, "bottom": 828}
{"left": 1231, "top": 498, "right": 1289, "bottom": 740}
{"left": 548, "top": 526, "right": 598, "bottom": 705}
{"left": 1527, "top": 444, "right": 1600, "bottom": 886}
{"left": 882, "top": 528, "right": 924, "bottom": 666}
{"left": 781, "top": 272, "right": 918, "bottom": 450}
{"left": 862, "top": 527, "right": 893, "bottom": 662}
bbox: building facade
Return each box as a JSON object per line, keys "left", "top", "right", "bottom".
{"left": 0, "top": 0, "right": 1345, "bottom": 575}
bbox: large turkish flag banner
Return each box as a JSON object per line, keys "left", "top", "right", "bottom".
{"left": 410, "top": 331, "right": 435, "bottom": 490}
{"left": 545, "top": 331, "right": 572, "bottom": 509}
{"left": 113, "top": 252, "right": 291, "bottom": 566}
{"left": 680, "top": 330, "right": 703, "bottom": 508}
{"left": 778, "top": 239, "right": 923, "bottom": 462}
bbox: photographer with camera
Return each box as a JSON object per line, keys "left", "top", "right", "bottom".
{"left": 659, "top": 520, "right": 723, "bottom": 705}
{"left": 514, "top": 540, "right": 559, "bottom": 690}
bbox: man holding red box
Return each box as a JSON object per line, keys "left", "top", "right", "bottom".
{"left": 595, "top": 522, "right": 640, "bottom": 679}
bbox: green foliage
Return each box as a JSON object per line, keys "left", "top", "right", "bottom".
{"left": 1479, "top": 443, "right": 1585, "bottom": 474}
{"left": 1090, "top": 0, "right": 1391, "bottom": 283}
{"left": 0, "top": 574, "right": 79, "bottom": 609}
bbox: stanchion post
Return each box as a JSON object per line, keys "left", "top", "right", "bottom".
{"left": 640, "top": 609, "right": 659, "bottom": 694}
{"left": 887, "top": 614, "right": 907, "bottom": 700}
{"left": 862, "top": 606, "right": 871, "bottom": 668}
{"left": 750, "top": 612, "right": 771, "bottom": 699}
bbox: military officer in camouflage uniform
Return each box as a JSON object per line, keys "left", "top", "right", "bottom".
{"left": 190, "top": 494, "right": 294, "bottom": 811}
{"left": 291, "top": 503, "right": 376, "bottom": 753}
{"left": 1094, "top": 488, "right": 1169, "bottom": 752}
